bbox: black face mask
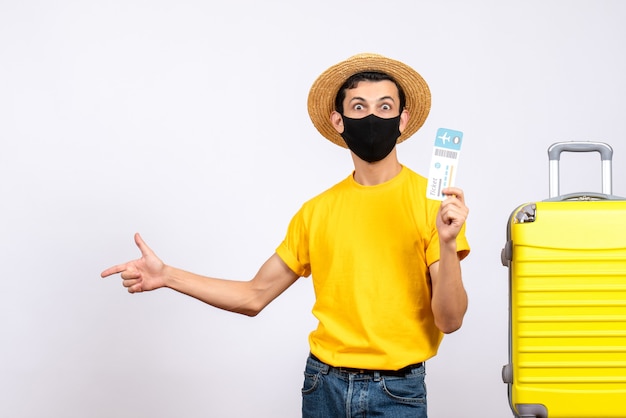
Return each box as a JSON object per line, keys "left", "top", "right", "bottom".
{"left": 340, "top": 114, "right": 402, "bottom": 163}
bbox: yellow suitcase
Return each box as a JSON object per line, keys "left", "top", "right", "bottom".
{"left": 501, "top": 142, "right": 626, "bottom": 418}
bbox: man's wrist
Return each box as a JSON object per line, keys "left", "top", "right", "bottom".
{"left": 161, "top": 264, "right": 176, "bottom": 288}
{"left": 439, "top": 239, "right": 458, "bottom": 255}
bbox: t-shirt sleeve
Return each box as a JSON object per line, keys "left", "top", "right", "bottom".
{"left": 275, "top": 208, "right": 312, "bottom": 278}
{"left": 454, "top": 223, "right": 471, "bottom": 260}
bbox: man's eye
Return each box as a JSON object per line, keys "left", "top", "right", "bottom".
{"left": 354, "top": 104, "right": 364, "bottom": 110}
{"left": 381, "top": 104, "right": 391, "bottom": 110}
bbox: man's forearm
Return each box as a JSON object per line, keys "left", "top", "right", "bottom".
{"left": 164, "top": 253, "right": 298, "bottom": 317}
{"left": 164, "top": 266, "right": 265, "bottom": 316}
{"left": 430, "top": 241, "right": 468, "bottom": 333}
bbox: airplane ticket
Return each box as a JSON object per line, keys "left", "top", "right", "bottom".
{"left": 426, "top": 128, "right": 463, "bottom": 201}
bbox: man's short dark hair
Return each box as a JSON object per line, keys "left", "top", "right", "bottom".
{"left": 334, "top": 71, "right": 407, "bottom": 114}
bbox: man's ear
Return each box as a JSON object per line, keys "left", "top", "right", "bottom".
{"left": 330, "top": 111, "right": 344, "bottom": 134}
{"left": 399, "top": 109, "right": 410, "bottom": 133}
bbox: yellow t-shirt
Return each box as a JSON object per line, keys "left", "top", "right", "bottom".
{"left": 276, "top": 166, "right": 470, "bottom": 370}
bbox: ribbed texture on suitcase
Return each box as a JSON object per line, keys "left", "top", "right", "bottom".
{"left": 509, "top": 200, "right": 626, "bottom": 418}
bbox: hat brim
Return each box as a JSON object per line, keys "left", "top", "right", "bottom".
{"left": 307, "top": 53, "right": 431, "bottom": 148}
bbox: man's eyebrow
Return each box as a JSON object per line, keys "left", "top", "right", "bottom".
{"left": 348, "top": 95, "right": 397, "bottom": 103}
{"left": 348, "top": 96, "right": 366, "bottom": 103}
{"left": 378, "top": 95, "right": 396, "bottom": 103}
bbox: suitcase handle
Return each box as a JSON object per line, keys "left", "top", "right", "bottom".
{"left": 547, "top": 141, "right": 613, "bottom": 198}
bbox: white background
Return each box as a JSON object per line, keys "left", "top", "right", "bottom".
{"left": 2, "top": 1, "right": 626, "bottom": 417}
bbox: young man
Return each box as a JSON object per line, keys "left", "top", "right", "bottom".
{"left": 102, "top": 53, "right": 470, "bottom": 418}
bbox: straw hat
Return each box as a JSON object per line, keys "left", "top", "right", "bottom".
{"left": 307, "top": 53, "right": 431, "bottom": 148}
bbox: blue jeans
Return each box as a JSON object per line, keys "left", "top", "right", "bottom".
{"left": 301, "top": 354, "right": 427, "bottom": 418}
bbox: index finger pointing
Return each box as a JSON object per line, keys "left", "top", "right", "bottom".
{"left": 100, "top": 263, "right": 128, "bottom": 278}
